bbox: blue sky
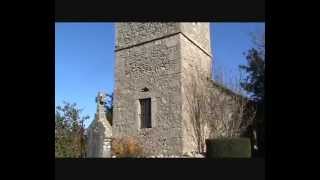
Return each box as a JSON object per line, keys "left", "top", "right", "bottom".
{"left": 55, "top": 22, "right": 265, "bottom": 127}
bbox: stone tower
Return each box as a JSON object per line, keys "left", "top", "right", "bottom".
{"left": 113, "top": 23, "right": 212, "bottom": 156}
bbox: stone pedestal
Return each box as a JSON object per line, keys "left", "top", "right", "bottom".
{"left": 102, "top": 138, "right": 112, "bottom": 157}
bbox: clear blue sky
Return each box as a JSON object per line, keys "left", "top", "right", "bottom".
{"left": 55, "top": 22, "right": 265, "bottom": 127}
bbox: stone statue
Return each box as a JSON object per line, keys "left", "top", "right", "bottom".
{"left": 87, "top": 91, "right": 113, "bottom": 158}
{"left": 96, "top": 92, "right": 107, "bottom": 106}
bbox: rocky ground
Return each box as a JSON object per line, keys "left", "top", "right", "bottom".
{"left": 111, "top": 151, "right": 205, "bottom": 158}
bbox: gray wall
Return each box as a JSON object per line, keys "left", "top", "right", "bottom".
{"left": 113, "top": 23, "right": 183, "bottom": 156}
{"left": 113, "top": 23, "right": 238, "bottom": 156}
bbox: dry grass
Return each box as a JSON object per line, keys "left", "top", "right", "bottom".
{"left": 111, "top": 136, "right": 143, "bottom": 158}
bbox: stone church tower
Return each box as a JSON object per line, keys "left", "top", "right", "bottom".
{"left": 112, "top": 23, "right": 212, "bottom": 156}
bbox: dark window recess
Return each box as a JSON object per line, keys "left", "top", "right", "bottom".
{"left": 141, "top": 87, "right": 149, "bottom": 92}
{"left": 139, "top": 98, "right": 151, "bottom": 128}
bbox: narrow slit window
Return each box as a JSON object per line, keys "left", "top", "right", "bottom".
{"left": 139, "top": 98, "right": 151, "bottom": 128}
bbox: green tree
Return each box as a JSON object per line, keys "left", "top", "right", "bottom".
{"left": 55, "top": 102, "right": 89, "bottom": 158}
{"left": 239, "top": 32, "right": 265, "bottom": 102}
{"left": 239, "top": 32, "right": 265, "bottom": 156}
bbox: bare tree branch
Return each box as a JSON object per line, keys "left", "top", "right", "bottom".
{"left": 184, "top": 67, "right": 256, "bottom": 154}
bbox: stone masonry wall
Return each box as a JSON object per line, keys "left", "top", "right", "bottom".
{"left": 113, "top": 25, "right": 183, "bottom": 156}
{"left": 180, "top": 23, "right": 244, "bottom": 154}
{"left": 181, "top": 78, "right": 241, "bottom": 154}
{"left": 113, "top": 22, "right": 238, "bottom": 156}
{"left": 179, "top": 23, "right": 212, "bottom": 56}
{"left": 116, "top": 22, "right": 211, "bottom": 54}
{"left": 115, "top": 23, "right": 179, "bottom": 50}
{"left": 179, "top": 23, "right": 213, "bottom": 154}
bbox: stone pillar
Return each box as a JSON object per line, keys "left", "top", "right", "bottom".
{"left": 87, "top": 91, "right": 113, "bottom": 158}
{"left": 102, "top": 137, "right": 112, "bottom": 157}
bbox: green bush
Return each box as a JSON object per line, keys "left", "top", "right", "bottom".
{"left": 206, "top": 138, "right": 251, "bottom": 158}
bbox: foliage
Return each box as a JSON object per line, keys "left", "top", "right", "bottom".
{"left": 239, "top": 31, "right": 265, "bottom": 156}
{"left": 239, "top": 32, "right": 265, "bottom": 103}
{"left": 185, "top": 73, "right": 209, "bottom": 153}
{"left": 55, "top": 101, "right": 89, "bottom": 158}
{"left": 206, "top": 138, "right": 251, "bottom": 158}
{"left": 185, "top": 68, "right": 256, "bottom": 154}
{"left": 207, "top": 87, "right": 256, "bottom": 139}
{"left": 111, "top": 136, "right": 143, "bottom": 158}
{"left": 105, "top": 93, "right": 113, "bottom": 125}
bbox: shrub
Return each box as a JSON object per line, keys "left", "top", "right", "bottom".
{"left": 206, "top": 138, "right": 251, "bottom": 158}
{"left": 111, "top": 136, "right": 143, "bottom": 158}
